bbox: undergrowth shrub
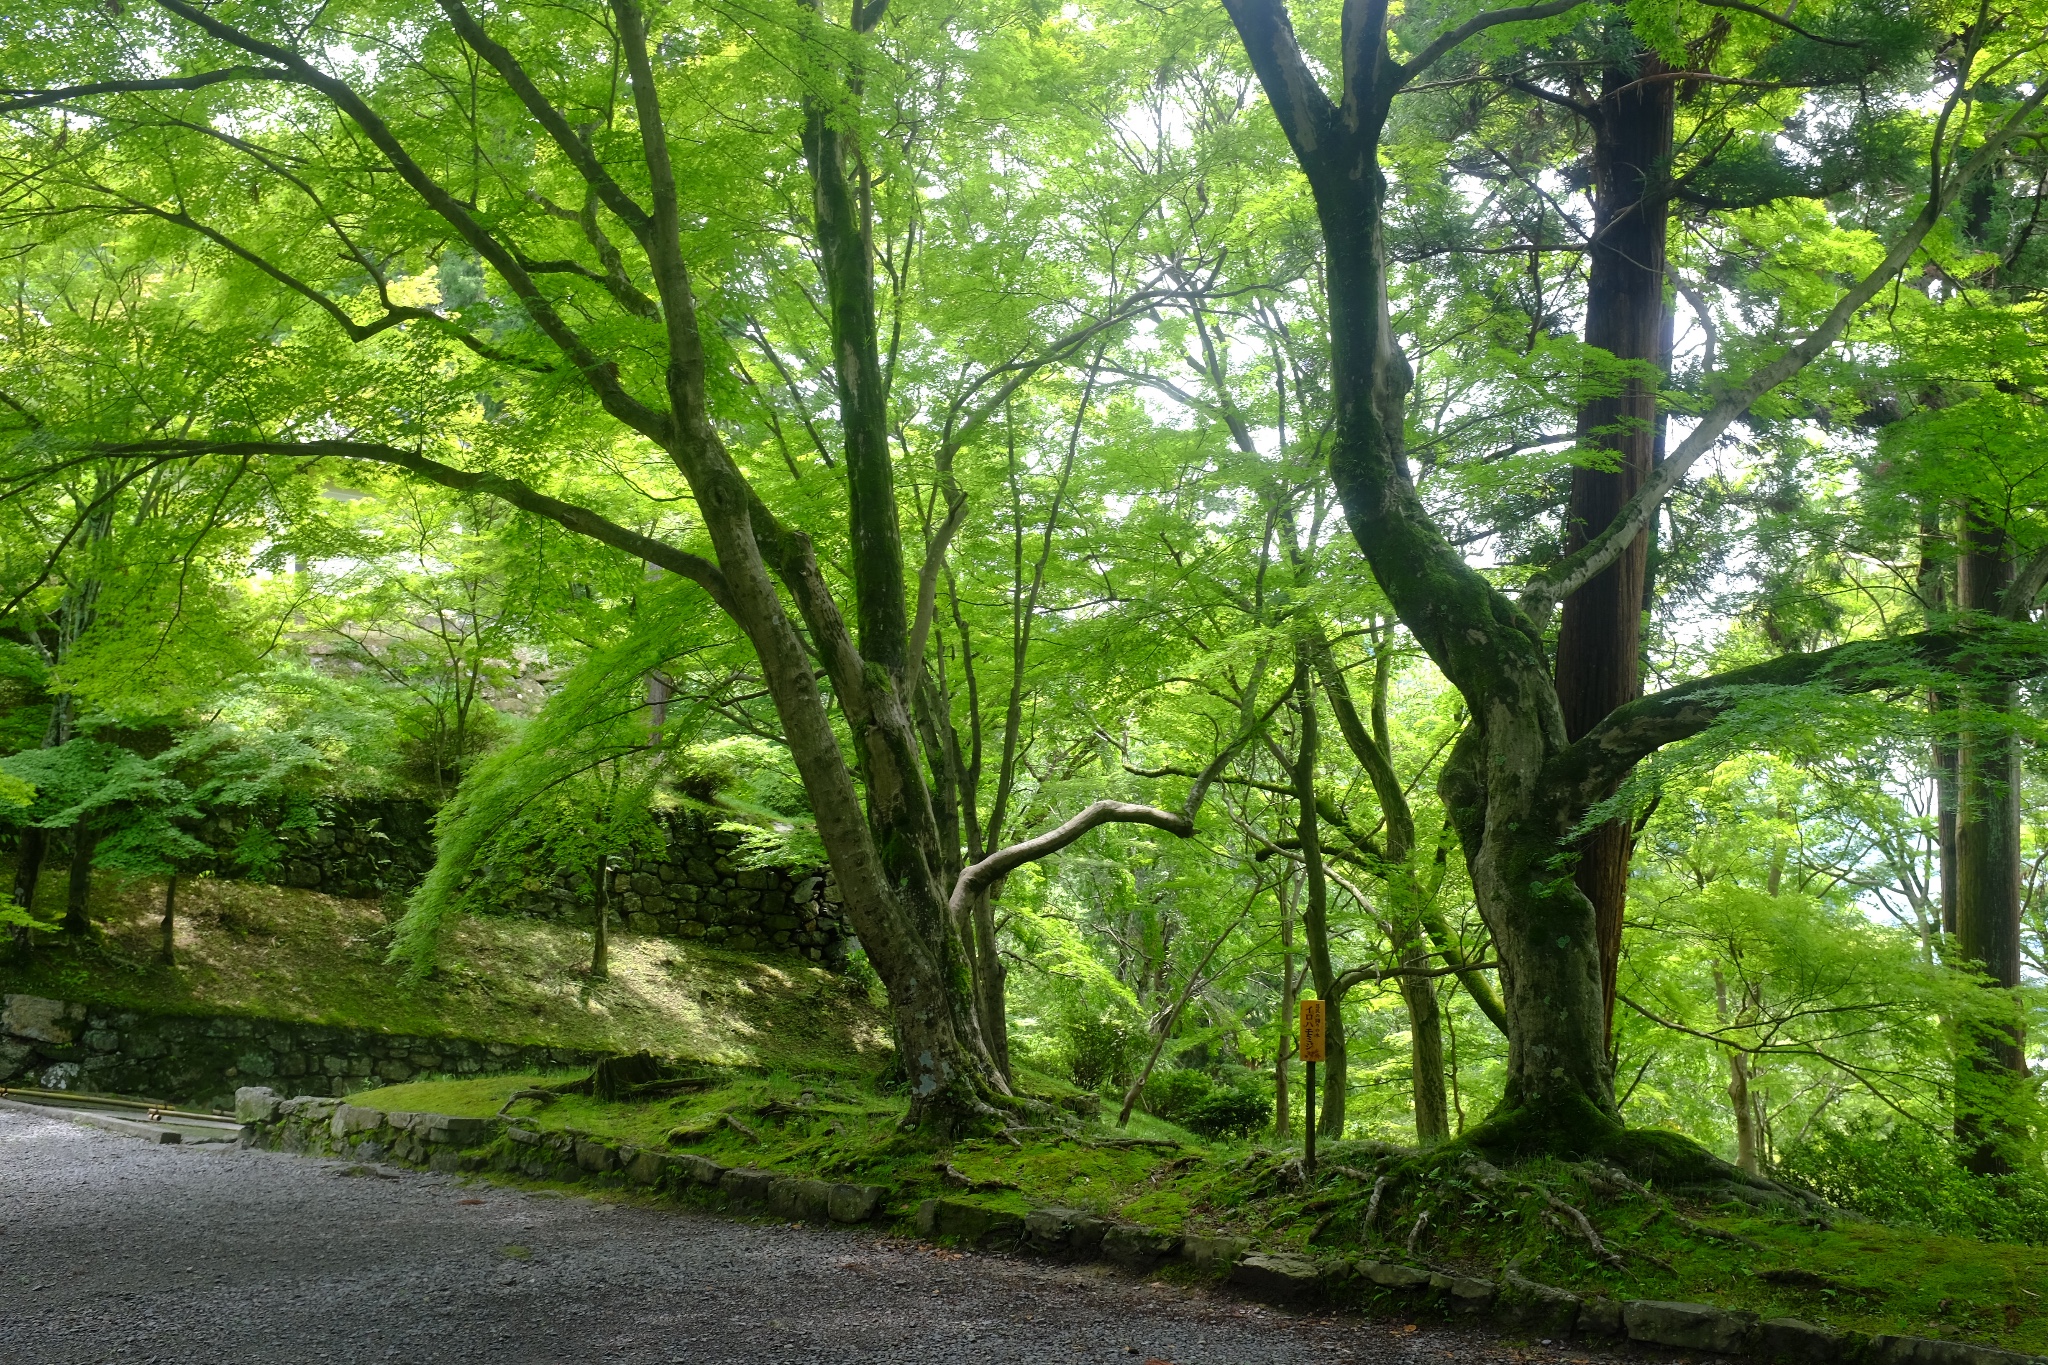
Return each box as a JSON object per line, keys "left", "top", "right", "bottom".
{"left": 1140, "top": 1067, "right": 1272, "bottom": 1140}
{"left": 1142, "top": 1069, "right": 1213, "bottom": 1123}
{"left": 1776, "top": 1116, "right": 2048, "bottom": 1244}
{"left": 1055, "top": 1003, "right": 1144, "bottom": 1092}
{"left": 1184, "top": 1086, "right": 1272, "bottom": 1141}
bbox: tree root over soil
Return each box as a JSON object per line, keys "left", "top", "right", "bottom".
{"left": 1232, "top": 1109, "right": 1836, "bottom": 1284}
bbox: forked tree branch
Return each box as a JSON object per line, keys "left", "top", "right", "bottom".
{"left": 105, "top": 200, "right": 553, "bottom": 373}
{"left": 949, "top": 692, "right": 1286, "bottom": 919}
{"left": 1394, "top": 0, "right": 1588, "bottom": 89}
{"left": 150, "top": 0, "right": 673, "bottom": 442}
{"left": 435, "top": 0, "right": 656, "bottom": 244}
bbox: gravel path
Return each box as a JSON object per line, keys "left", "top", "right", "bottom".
{"left": 1, "top": 1106, "right": 1614, "bottom": 1365}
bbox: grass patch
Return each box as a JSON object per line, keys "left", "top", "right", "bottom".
{"left": 0, "top": 869, "right": 890, "bottom": 1073}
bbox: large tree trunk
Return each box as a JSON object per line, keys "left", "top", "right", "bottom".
{"left": 1215, "top": 0, "right": 1622, "bottom": 1143}
{"left": 1952, "top": 504, "right": 2027, "bottom": 1175}
{"left": 1551, "top": 54, "right": 1674, "bottom": 1053}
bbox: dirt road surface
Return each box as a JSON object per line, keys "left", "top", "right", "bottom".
{"left": 1, "top": 1106, "right": 1610, "bottom": 1365}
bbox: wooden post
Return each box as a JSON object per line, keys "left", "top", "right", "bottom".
{"left": 1299, "top": 997, "right": 1325, "bottom": 1175}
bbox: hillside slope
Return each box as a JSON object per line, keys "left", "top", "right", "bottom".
{"left": 0, "top": 871, "right": 889, "bottom": 1074}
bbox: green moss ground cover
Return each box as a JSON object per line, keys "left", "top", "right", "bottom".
{"left": 0, "top": 870, "right": 890, "bottom": 1073}
{"left": 349, "top": 1067, "right": 2048, "bottom": 1357}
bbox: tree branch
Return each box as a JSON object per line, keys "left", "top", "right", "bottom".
{"left": 953, "top": 692, "right": 1286, "bottom": 919}
{"left": 1220, "top": 0, "right": 1337, "bottom": 159}
{"left": 435, "top": 0, "right": 656, "bottom": 242}
{"left": 150, "top": 0, "right": 670, "bottom": 441}
{"left": 1547, "top": 623, "right": 2048, "bottom": 816}
{"left": 0, "top": 68, "right": 293, "bottom": 113}
{"left": 1395, "top": 0, "right": 1588, "bottom": 88}
{"left": 1330, "top": 956, "right": 1501, "bottom": 995}
{"left": 949, "top": 800, "right": 1193, "bottom": 918}
{"left": 2004, "top": 543, "right": 2048, "bottom": 620}
{"left": 78, "top": 438, "right": 731, "bottom": 610}
{"left": 1693, "top": 0, "right": 1865, "bottom": 48}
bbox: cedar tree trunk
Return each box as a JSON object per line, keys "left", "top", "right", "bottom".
{"left": 1952, "top": 504, "right": 2027, "bottom": 1174}
{"left": 1551, "top": 55, "right": 1673, "bottom": 1050}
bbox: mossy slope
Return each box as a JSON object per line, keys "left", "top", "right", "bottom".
{"left": 0, "top": 871, "right": 889, "bottom": 1073}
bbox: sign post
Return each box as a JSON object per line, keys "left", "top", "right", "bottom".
{"left": 1298, "top": 997, "right": 1325, "bottom": 1175}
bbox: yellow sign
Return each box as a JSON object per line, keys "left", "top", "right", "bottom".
{"left": 1298, "top": 998, "right": 1326, "bottom": 1063}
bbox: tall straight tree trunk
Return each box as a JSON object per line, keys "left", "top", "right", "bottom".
{"left": 62, "top": 820, "right": 95, "bottom": 936}
{"left": 1551, "top": 54, "right": 1675, "bottom": 1053}
{"left": 1919, "top": 500, "right": 1961, "bottom": 937}
{"left": 10, "top": 826, "right": 47, "bottom": 945}
{"left": 1398, "top": 947, "right": 1450, "bottom": 1144}
{"left": 1276, "top": 881, "right": 1294, "bottom": 1140}
{"left": 158, "top": 873, "right": 179, "bottom": 966}
{"left": 969, "top": 890, "right": 1010, "bottom": 1080}
{"left": 1953, "top": 504, "right": 2026, "bottom": 1175}
{"left": 1291, "top": 651, "right": 1349, "bottom": 1137}
{"left": 590, "top": 861, "right": 611, "bottom": 981}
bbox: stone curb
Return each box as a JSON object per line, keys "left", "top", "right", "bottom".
{"left": 235, "top": 1090, "right": 2046, "bottom": 1365}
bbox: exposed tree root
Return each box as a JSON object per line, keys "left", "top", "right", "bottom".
{"left": 1533, "top": 1185, "right": 1621, "bottom": 1267}
{"left": 1363, "top": 1175, "right": 1390, "bottom": 1234}
{"left": 936, "top": 1161, "right": 1020, "bottom": 1193}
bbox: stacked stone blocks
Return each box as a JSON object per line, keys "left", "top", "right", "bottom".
{"left": 1, "top": 993, "right": 596, "bottom": 1112}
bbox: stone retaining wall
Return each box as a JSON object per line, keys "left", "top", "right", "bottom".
{"left": 469, "top": 810, "right": 849, "bottom": 966}
{"left": 232, "top": 1086, "right": 2046, "bottom": 1365}
{"left": 193, "top": 798, "right": 440, "bottom": 901}
{"left": 0, "top": 993, "right": 597, "bottom": 1112}
{"left": 181, "top": 798, "right": 850, "bottom": 967}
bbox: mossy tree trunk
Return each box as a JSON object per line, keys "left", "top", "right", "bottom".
{"left": 1220, "top": 0, "right": 2039, "bottom": 1158}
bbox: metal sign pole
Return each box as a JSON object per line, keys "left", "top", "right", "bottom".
{"left": 1304, "top": 1060, "right": 1317, "bottom": 1175}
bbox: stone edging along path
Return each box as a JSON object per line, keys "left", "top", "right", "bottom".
{"left": 232, "top": 1086, "right": 2041, "bottom": 1365}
